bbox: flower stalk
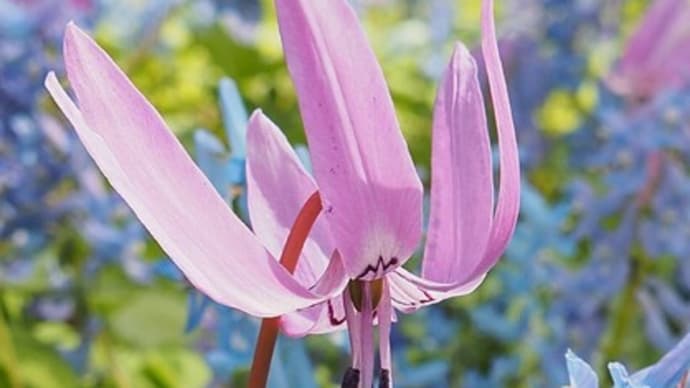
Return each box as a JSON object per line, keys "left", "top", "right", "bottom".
{"left": 249, "top": 192, "right": 323, "bottom": 388}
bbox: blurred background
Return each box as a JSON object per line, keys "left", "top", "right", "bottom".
{"left": 2, "top": 0, "right": 690, "bottom": 386}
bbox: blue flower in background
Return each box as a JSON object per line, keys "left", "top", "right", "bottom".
{"left": 566, "top": 331, "right": 690, "bottom": 388}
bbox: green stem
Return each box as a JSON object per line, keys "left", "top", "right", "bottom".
{"left": 0, "top": 296, "right": 22, "bottom": 388}
{"left": 101, "top": 329, "right": 131, "bottom": 388}
{"left": 597, "top": 251, "right": 644, "bottom": 375}
{"left": 597, "top": 152, "right": 664, "bottom": 375}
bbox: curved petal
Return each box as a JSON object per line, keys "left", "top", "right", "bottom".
{"left": 45, "top": 24, "right": 342, "bottom": 318}
{"left": 389, "top": 268, "right": 484, "bottom": 313}
{"left": 275, "top": 0, "right": 423, "bottom": 280}
{"left": 246, "top": 110, "right": 333, "bottom": 287}
{"left": 280, "top": 297, "right": 346, "bottom": 337}
{"left": 281, "top": 251, "right": 365, "bottom": 337}
{"left": 477, "top": 0, "right": 520, "bottom": 273}
{"left": 421, "top": 42, "right": 493, "bottom": 285}
{"left": 281, "top": 295, "right": 398, "bottom": 337}
{"left": 281, "top": 262, "right": 399, "bottom": 337}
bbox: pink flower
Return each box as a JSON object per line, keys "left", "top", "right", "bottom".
{"left": 44, "top": 0, "right": 519, "bottom": 386}
{"left": 609, "top": 0, "right": 690, "bottom": 100}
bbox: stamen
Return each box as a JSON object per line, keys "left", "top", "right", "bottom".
{"left": 340, "top": 367, "right": 361, "bottom": 388}
{"left": 378, "top": 278, "right": 393, "bottom": 387}
{"left": 359, "top": 282, "right": 375, "bottom": 388}
{"left": 249, "top": 192, "right": 323, "bottom": 388}
{"left": 343, "top": 288, "right": 361, "bottom": 369}
{"left": 379, "top": 369, "right": 391, "bottom": 388}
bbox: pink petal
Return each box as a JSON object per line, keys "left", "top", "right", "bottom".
{"left": 477, "top": 0, "right": 520, "bottom": 272}
{"left": 280, "top": 251, "right": 353, "bottom": 337}
{"left": 421, "top": 42, "right": 493, "bottom": 285}
{"left": 275, "top": 0, "right": 423, "bottom": 280}
{"left": 280, "top": 290, "right": 398, "bottom": 337}
{"left": 620, "top": 0, "right": 683, "bottom": 69}
{"left": 388, "top": 268, "right": 484, "bottom": 313}
{"left": 280, "top": 297, "right": 346, "bottom": 337}
{"left": 45, "top": 24, "right": 344, "bottom": 318}
{"left": 612, "top": 0, "right": 690, "bottom": 97}
{"left": 245, "top": 110, "right": 333, "bottom": 287}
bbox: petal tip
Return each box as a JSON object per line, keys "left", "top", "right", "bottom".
{"left": 63, "top": 21, "right": 92, "bottom": 63}
{"left": 449, "top": 41, "right": 476, "bottom": 73}
{"left": 44, "top": 71, "right": 58, "bottom": 88}
{"left": 64, "top": 20, "right": 83, "bottom": 42}
{"left": 248, "top": 108, "right": 266, "bottom": 124}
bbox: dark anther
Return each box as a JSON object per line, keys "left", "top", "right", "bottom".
{"left": 341, "top": 367, "right": 360, "bottom": 388}
{"left": 379, "top": 369, "right": 391, "bottom": 387}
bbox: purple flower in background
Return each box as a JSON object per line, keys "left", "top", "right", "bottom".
{"left": 0, "top": 0, "right": 95, "bottom": 284}
{"left": 608, "top": 0, "right": 690, "bottom": 100}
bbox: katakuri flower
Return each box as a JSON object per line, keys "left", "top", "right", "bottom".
{"left": 608, "top": 0, "right": 690, "bottom": 100}
{"left": 44, "top": 0, "right": 519, "bottom": 386}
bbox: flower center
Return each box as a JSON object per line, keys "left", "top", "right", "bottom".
{"left": 342, "top": 277, "right": 393, "bottom": 388}
{"left": 348, "top": 278, "right": 384, "bottom": 312}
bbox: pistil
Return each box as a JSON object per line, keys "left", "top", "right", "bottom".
{"left": 359, "top": 282, "right": 375, "bottom": 388}
{"left": 378, "top": 278, "right": 393, "bottom": 387}
{"left": 342, "top": 278, "right": 393, "bottom": 388}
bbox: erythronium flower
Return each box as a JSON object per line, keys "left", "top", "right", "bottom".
{"left": 44, "top": 0, "right": 519, "bottom": 386}
{"left": 608, "top": 0, "right": 690, "bottom": 100}
{"left": 269, "top": 0, "right": 519, "bottom": 384}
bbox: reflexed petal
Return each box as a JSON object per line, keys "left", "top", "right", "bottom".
{"left": 275, "top": 0, "right": 423, "bottom": 279}
{"left": 280, "top": 251, "right": 350, "bottom": 336}
{"left": 388, "top": 268, "right": 484, "bottom": 313}
{"left": 45, "top": 24, "right": 343, "bottom": 317}
{"left": 421, "top": 42, "right": 493, "bottom": 285}
{"left": 477, "top": 0, "right": 520, "bottom": 272}
{"left": 245, "top": 110, "right": 333, "bottom": 287}
{"left": 280, "top": 297, "right": 346, "bottom": 337}
{"left": 281, "top": 289, "right": 398, "bottom": 337}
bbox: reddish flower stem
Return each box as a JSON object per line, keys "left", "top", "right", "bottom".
{"left": 634, "top": 151, "right": 664, "bottom": 207}
{"left": 249, "top": 192, "right": 323, "bottom": 388}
